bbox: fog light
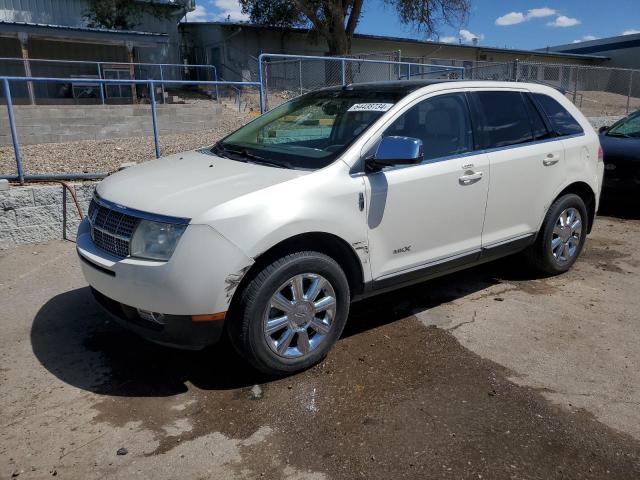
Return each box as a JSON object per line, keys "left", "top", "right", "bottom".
{"left": 136, "top": 308, "right": 165, "bottom": 325}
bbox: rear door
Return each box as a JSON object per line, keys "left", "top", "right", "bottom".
{"left": 470, "top": 90, "right": 566, "bottom": 247}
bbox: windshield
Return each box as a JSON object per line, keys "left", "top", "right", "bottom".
{"left": 607, "top": 111, "right": 640, "bottom": 138}
{"left": 216, "top": 89, "right": 405, "bottom": 170}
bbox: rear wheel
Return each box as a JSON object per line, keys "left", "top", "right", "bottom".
{"left": 228, "top": 251, "right": 350, "bottom": 375}
{"left": 526, "top": 193, "right": 588, "bottom": 275}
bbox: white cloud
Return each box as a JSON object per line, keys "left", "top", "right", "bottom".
{"left": 572, "top": 35, "right": 598, "bottom": 43}
{"left": 547, "top": 15, "right": 581, "bottom": 27}
{"left": 527, "top": 7, "right": 556, "bottom": 18}
{"left": 459, "top": 29, "right": 484, "bottom": 43}
{"left": 495, "top": 7, "right": 556, "bottom": 26}
{"left": 183, "top": 4, "right": 211, "bottom": 21}
{"left": 210, "top": 0, "right": 249, "bottom": 21}
{"left": 622, "top": 29, "right": 640, "bottom": 35}
{"left": 440, "top": 36, "right": 458, "bottom": 43}
{"left": 495, "top": 12, "right": 525, "bottom": 26}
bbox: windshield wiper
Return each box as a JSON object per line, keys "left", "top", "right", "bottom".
{"left": 214, "top": 143, "right": 293, "bottom": 169}
{"left": 606, "top": 132, "right": 631, "bottom": 138}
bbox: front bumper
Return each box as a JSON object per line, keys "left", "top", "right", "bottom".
{"left": 76, "top": 217, "right": 253, "bottom": 317}
{"left": 91, "top": 287, "right": 224, "bottom": 349}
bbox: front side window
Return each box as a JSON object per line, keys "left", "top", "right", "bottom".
{"left": 472, "top": 91, "right": 534, "bottom": 149}
{"left": 532, "top": 93, "right": 584, "bottom": 136}
{"left": 217, "top": 89, "right": 405, "bottom": 170}
{"left": 383, "top": 93, "right": 473, "bottom": 161}
{"left": 606, "top": 111, "right": 640, "bottom": 138}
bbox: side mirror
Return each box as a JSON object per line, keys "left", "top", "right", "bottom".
{"left": 598, "top": 126, "right": 609, "bottom": 134}
{"left": 367, "top": 136, "right": 424, "bottom": 172}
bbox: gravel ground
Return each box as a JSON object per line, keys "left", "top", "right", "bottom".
{"left": 0, "top": 109, "right": 252, "bottom": 176}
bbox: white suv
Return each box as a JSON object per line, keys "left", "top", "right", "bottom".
{"left": 77, "top": 80, "right": 604, "bottom": 375}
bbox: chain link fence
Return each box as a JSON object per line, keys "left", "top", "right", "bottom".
{"left": 431, "top": 58, "right": 639, "bottom": 116}
{"left": 514, "top": 62, "right": 639, "bottom": 116}
{"left": 259, "top": 53, "right": 464, "bottom": 110}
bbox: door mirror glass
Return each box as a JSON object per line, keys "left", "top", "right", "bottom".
{"left": 368, "top": 136, "right": 423, "bottom": 171}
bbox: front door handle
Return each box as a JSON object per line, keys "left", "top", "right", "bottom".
{"left": 543, "top": 154, "right": 560, "bottom": 166}
{"left": 459, "top": 171, "right": 483, "bottom": 185}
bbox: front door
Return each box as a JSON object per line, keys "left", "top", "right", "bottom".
{"left": 364, "top": 92, "right": 490, "bottom": 282}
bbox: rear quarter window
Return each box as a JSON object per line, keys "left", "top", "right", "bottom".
{"left": 531, "top": 93, "right": 584, "bottom": 136}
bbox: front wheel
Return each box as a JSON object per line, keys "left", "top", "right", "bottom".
{"left": 526, "top": 193, "right": 588, "bottom": 275}
{"left": 228, "top": 251, "right": 350, "bottom": 375}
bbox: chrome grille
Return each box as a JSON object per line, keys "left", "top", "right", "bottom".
{"left": 88, "top": 199, "right": 139, "bottom": 258}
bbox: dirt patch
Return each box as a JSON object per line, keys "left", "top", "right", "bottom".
{"left": 41, "top": 297, "right": 640, "bottom": 479}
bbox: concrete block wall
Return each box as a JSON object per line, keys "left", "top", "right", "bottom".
{"left": 0, "top": 182, "right": 97, "bottom": 249}
{"left": 0, "top": 104, "right": 222, "bottom": 145}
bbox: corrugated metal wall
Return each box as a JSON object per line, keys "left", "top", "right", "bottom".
{"left": 0, "top": 0, "right": 87, "bottom": 26}
{"left": 0, "top": 0, "right": 186, "bottom": 64}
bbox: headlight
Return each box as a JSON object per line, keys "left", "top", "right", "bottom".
{"left": 130, "top": 220, "right": 187, "bottom": 261}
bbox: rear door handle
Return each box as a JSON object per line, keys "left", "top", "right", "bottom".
{"left": 543, "top": 154, "right": 560, "bottom": 166}
{"left": 458, "top": 171, "right": 483, "bottom": 185}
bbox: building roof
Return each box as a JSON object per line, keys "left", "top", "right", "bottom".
{"left": 539, "top": 32, "right": 640, "bottom": 55}
{"left": 181, "top": 21, "right": 608, "bottom": 61}
{"left": 0, "top": 21, "right": 169, "bottom": 45}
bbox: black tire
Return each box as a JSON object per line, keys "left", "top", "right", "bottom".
{"left": 227, "top": 251, "right": 350, "bottom": 376}
{"left": 525, "top": 193, "right": 588, "bottom": 275}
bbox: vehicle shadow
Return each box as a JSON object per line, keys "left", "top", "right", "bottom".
{"left": 598, "top": 188, "right": 640, "bottom": 220}
{"left": 30, "top": 257, "right": 541, "bottom": 397}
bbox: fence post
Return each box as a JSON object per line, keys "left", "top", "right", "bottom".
{"left": 3, "top": 78, "right": 24, "bottom": 185}
{"left": 299, "top": 59, "right": 303, "bottom": 95}
{"left": 212, "top": 66, "right": 219, "bottom": 103}
{"left": 627, "top": 71, "right": 634, "bottom": 115}
{"left": 258, "top": 54, "right": 266, "bottom": 113}
{"left": 572, "top": 66, "right": 578, "bottom": 104}
{"left": 159, "top": 64, "right": 166, "bottom": 105}
{"left": 148, "top": 81, "right": 160, "bottom": 159}
{"left": 97, "top": 63, "right": 105, "bottom": 105}
{"left": 341, "top": 59, "right": 346, "bottom": 85}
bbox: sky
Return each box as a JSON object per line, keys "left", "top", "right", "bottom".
{"left": 184, "top": 0, "right": 640, "bottom": 50}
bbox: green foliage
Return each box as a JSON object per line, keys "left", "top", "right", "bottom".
{"left": 239, "top": 0, "right": 470, "bottom": 54}
{"left": 239, "top": 0, "right": 308, "bottom": 28}
{"left": 84, "top": 0, "right": 187, "bottom": 30}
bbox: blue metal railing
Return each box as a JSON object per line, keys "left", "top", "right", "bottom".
{"left": 0, "top": 58, "right": 220, "bottom": 105}
{"left": 257, "top": 53, "right": 465, "bottom": 112}
{"left": 0, "top": 76, "right": 262, "bottom": 184}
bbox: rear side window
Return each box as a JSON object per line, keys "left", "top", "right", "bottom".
{"left": 472, "top": 91, "right": 534, "bottom": 148}
{"left": 531, "top": 93, "right": 584, "bottom": 136}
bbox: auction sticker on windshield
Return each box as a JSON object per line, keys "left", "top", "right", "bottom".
{"left": 347, "top": 103, "right": 394, "bottom": 112}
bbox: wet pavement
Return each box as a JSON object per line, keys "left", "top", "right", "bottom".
{"left": 2, "top": 194, "right": 640, "bottom": 479}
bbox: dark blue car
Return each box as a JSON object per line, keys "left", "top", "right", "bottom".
{"left": 599, "top": 111, "right": 640, "bottom": 190}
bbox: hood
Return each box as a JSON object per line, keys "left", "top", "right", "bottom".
{"left": 600, "top": 134, "right": 640, "bottom": 164}
{"left": 96, "top": 150, "right": 307, "bottom": 220}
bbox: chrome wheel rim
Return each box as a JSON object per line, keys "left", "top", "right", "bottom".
{"left": 263, "top": 273, "right": 337, "bottom": 359}
{"left": 551, "top": 207, "right": 582, "bottom": 265}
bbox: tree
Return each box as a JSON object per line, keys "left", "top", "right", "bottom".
{"left": 240, "top": 0, "right": 471, "bottom": 55}
{"left": 84, "top": 0, "right": 191, "bottom": 30}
